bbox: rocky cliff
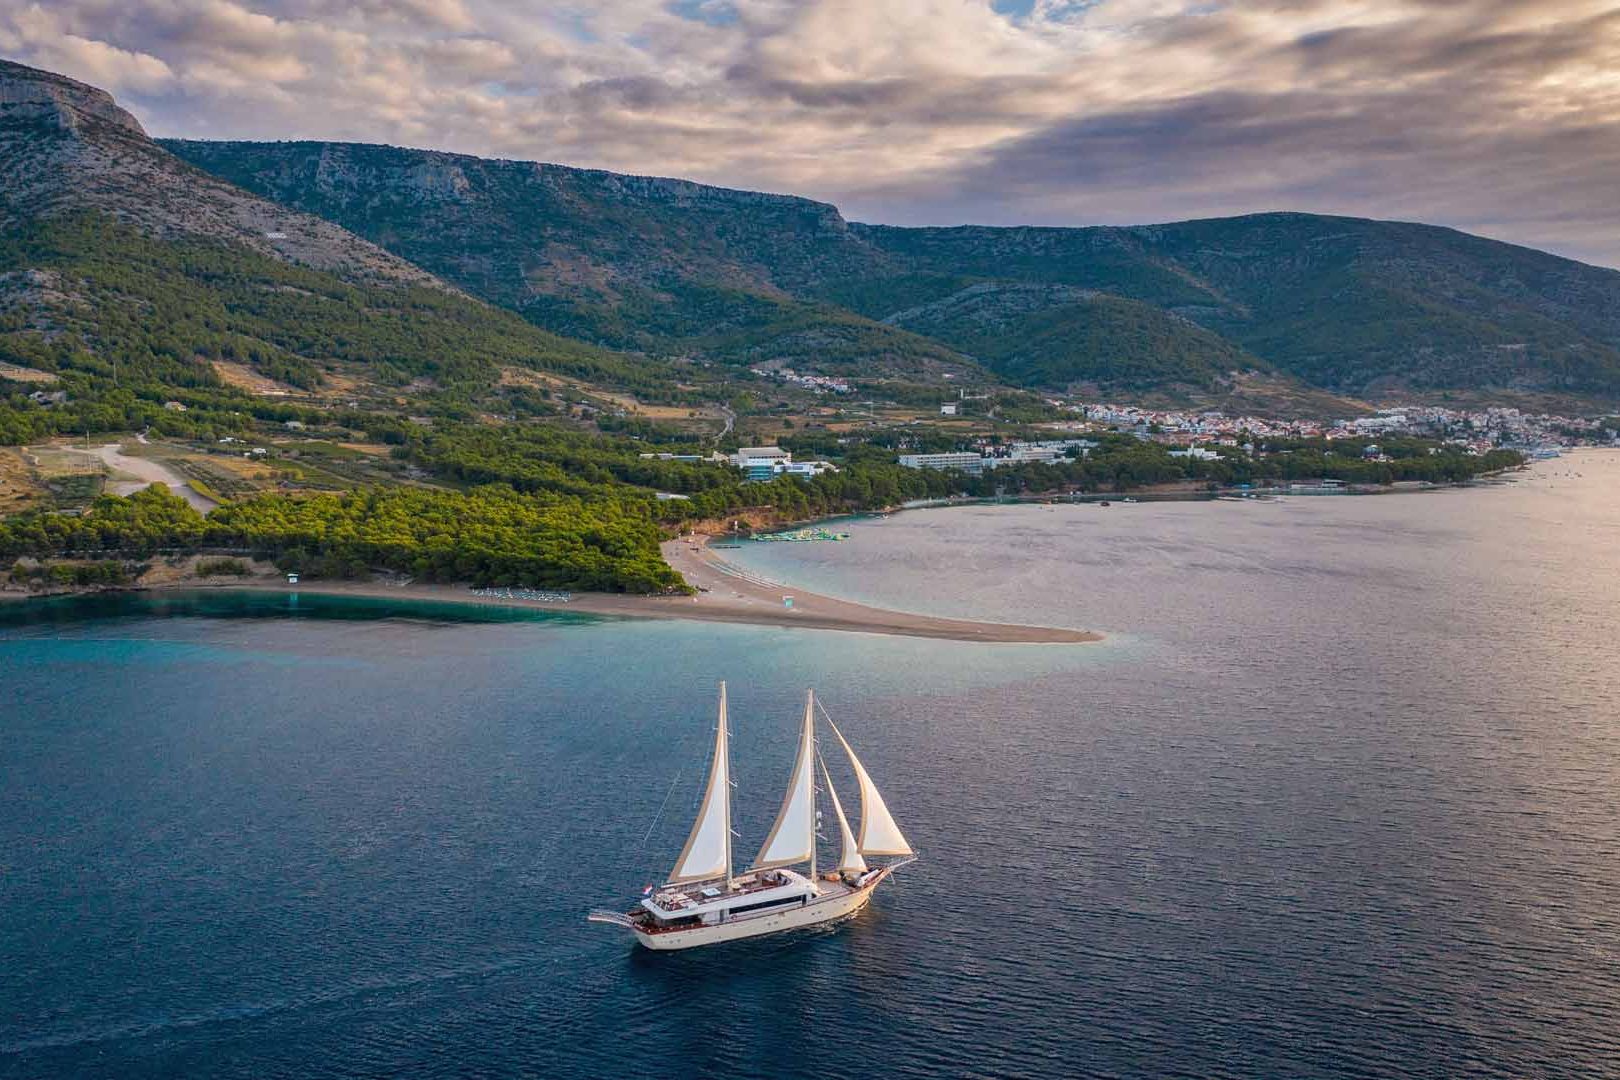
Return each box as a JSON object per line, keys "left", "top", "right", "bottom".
{"left": 0, "top": 59, "right": 146, "bottom": 136}
{"left": 0, "top": 60, "right": 435, "bottom": 288}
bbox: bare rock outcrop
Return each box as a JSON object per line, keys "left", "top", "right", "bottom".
{"left": 0, "top": 59, "right": 441, "bottom": 289}
{"left": 0, "top": 59, "right": 147, "bottom": 136}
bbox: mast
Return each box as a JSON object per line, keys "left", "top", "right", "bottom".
{"left": 809, "top": 691, "right": 817, "bottom": 883}
{"left": 722, "top": 682, "right": 733, "bottom": 890}
{"left": 668, "top": 682, "right": 734, "bottom": 885}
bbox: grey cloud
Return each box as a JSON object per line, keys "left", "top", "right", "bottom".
{"left": 293, "top": 0, "right": 474, "bottom": 31}
{"left": 569, "top": 75, "right": 683, "bottom": 112}
{"left": 891, "top": 83, "right": 1620, "bottom": 265}
{"left": 1285, "top": 8, "right": 1620, "bottom": 82}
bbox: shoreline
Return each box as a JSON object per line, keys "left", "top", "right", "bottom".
{"left": 0, "top": 537, "right": 1100, "bottom": 645}
{"left": 0, "top": 459, "right": 1558, "bottom": 641}
{"left": 684, "top": 465, "right": 1530, "bottom": 542}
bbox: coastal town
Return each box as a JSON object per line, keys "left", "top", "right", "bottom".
{"left": 741, "top": 360, "right": 1619, "bottom": 461}
{"left": 865, "top": 400, "right": 1615, "bottom": 476}
{"left": 1062, "top": 402, "right": 1619, "bottom": 456}
{"left": 630, "top": 399, "right": 1614, "bottom": 485}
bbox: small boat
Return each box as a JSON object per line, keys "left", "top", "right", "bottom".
{"left": 588, "top": 685, "right": 915, "bottom": 950}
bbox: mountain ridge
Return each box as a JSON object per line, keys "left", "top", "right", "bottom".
{"left": 2, "top": 56, "right": 1617, "bottom": 409}
{"left": 162, "top": 136, "right": 1620, "bottom": 405}
{"left": 158, "top": 138, "right": 983, "bottom": 383}
{"left": 0, "top": 62, "right": 436, "bottom": 288}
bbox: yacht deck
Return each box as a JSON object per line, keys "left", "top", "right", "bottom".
{"left": 650, "top": 869, "right": 802, "bottom": 912}
{"left": 635, "top": 875, "right": 863, "bottom": 935}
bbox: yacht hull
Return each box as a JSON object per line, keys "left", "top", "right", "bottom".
{"left": 634, "top": 869, "right": 891, "bottom": 951}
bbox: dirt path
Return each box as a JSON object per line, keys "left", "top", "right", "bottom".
{"left": 89, "top": 444, "right": 219, "bottom": 512}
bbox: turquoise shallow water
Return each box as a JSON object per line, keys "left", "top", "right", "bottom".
{"left": 2, "top": 454, "right": 1618, "bottom": 1078}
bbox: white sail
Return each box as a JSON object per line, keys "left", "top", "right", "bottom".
{"left": 827, "top": 719, "right": 914, "bottom": 857}
{"left": 819, "top": 756, "right": 867, "bottom": 875}
{"left": 752, "top": 690, "right": 818, "bottom": 870}
{"left": 668, "top": 683, "right": 732, "bottom": 884}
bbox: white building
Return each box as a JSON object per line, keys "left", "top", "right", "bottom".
{"left": 940, "top": 403, "right": 959, "bottom": 416}
{"left": 898, "top": 452, "right": 986, "bottom": 475}
{"left": 729, "top": 446, "right": 837, "bottom": 482}
{"left": 1002, "top": 446, "right": 1062, "bottom": 465}
{"left": 731, "top": 446, "right": 792, "bottom": 481}
{"left": 980, "top": 440, "right": 1097, "bottom": 469}
{"left": 780, "top": 460, "right": 837, "bottom": 478}
{"left": 731, "top": 446, "right": 791, "bottom": 466}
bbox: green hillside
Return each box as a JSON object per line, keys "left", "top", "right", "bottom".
{"left": 878, "top": 282, "right": 1261, "bottom": 390}
{"left": 166, "top": 137, "right": 1620, "bottom": 404}
{"left": 859, "top": 215, "right": 1620, "bottom": 400}
{"left": 0, "top": 214, "right": 665, "bottom": 445}
{"left": 161, "top": 139, "right": 981, "bottom": 383}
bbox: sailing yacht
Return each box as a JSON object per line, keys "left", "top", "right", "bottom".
{"left": 587, "top": 684, "right": 915, "bottom": 950}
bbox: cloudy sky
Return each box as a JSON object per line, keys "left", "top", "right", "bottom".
{"left": 5, "top": 0, "right": 1620, "bottom": 265}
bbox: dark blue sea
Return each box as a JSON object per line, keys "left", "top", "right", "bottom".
{"left": 3, "top": 453, "right": 1618, "bottom": 1079}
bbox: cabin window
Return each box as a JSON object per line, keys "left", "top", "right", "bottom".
{"left": 730, "top": 895, "right": 803, "bottom": 916}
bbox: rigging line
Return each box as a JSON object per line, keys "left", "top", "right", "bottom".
{"left": 626, "top": 690, "right": 706, "bottom": 881}
{"left": 635, "top": 761, "right": 685, "bottom": 859}
{"left": 813, "top": 696, "right": 845, "bottom": 743}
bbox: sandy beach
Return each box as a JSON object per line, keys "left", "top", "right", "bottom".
{"left": 123, "top": 536, "right": 1098, "bottom": 644}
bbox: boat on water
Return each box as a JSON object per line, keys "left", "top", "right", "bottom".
{"left": 754, "top": 527, "right": 850, "bottom": 542}
{"left": 588, "top": 685, "right": 915, "bottom": 950}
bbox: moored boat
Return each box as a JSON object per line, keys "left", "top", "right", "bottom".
{"left": 754, "top": 527, "right": 851, "bottom": 542}
{"left": 587, "top": 685, "right": 915, "bottom": 950}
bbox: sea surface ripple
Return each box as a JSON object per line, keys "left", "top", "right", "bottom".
{"left": 1, "top": 454, "right": 1617, "bottom": 1078}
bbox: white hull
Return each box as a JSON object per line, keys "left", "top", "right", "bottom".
{"left": 633, "top": 870, "right": 890, "bottom": 951}
{"left": 587, "top": 687, "right": 916, "bottom": 952}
